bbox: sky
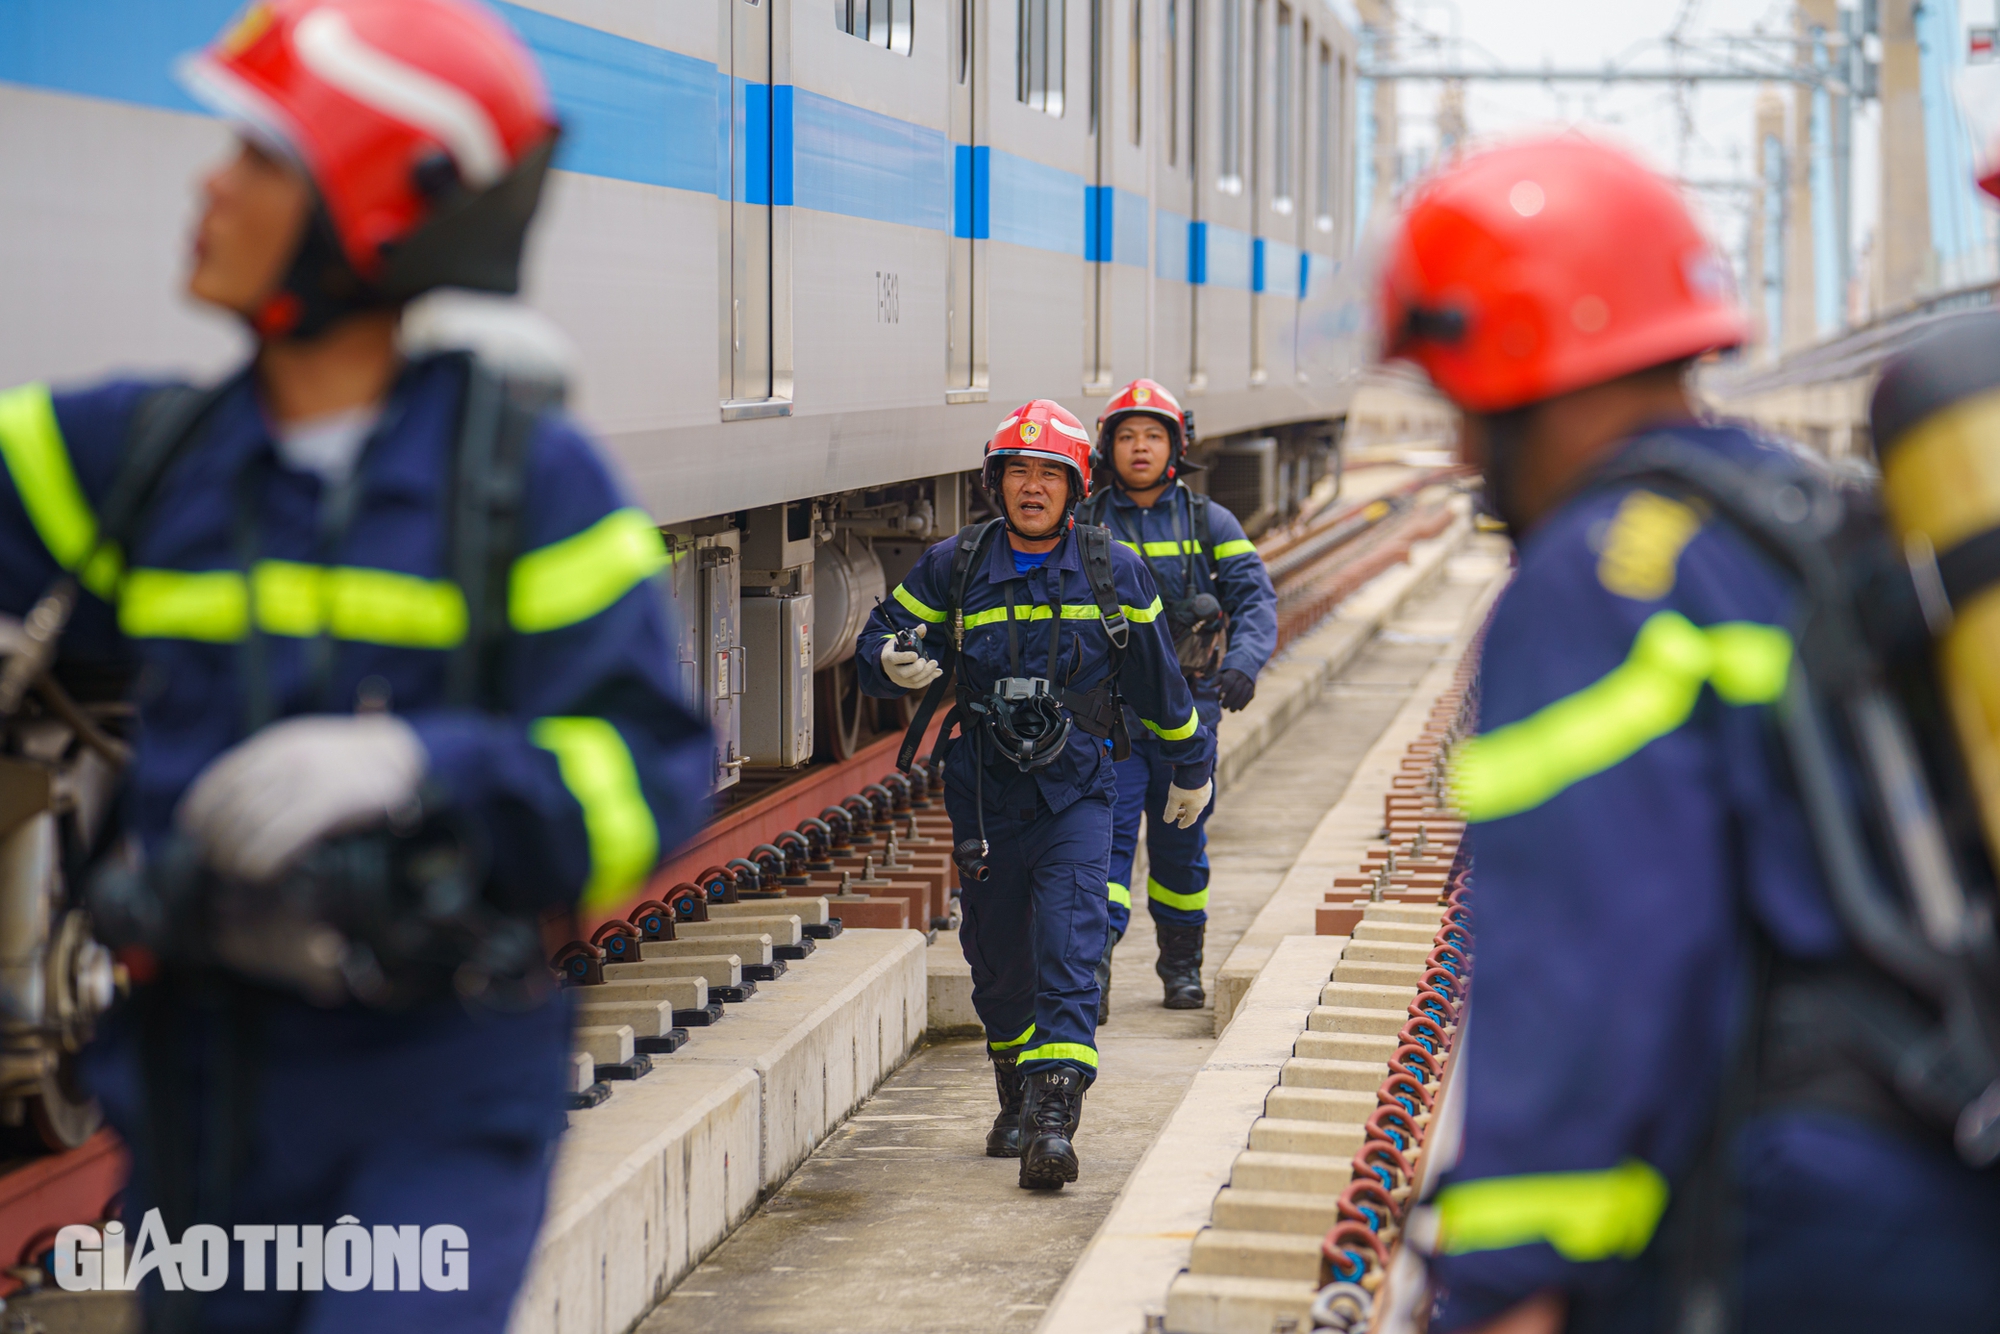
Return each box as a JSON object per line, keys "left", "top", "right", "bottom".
{"left": 1381, "top": 0, "right": 1998, "bottom": 319}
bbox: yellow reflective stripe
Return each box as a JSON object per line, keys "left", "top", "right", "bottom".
{"left": 1706, "top": 621, "right": 1793, "bottom": 704}
{"left": 249, "top": 560, "right": 323, "bottom": 638}
{"left": 1451, "top": 611, "right": 1793, "bottom": 823}
{"left": 1018, "top": 1042, "right": 1098, "bottom": 1068}
{"left": 1147, "top": 876, "right": 1208, "bottom": 911}
{"left": 963, "top": 603, "right": 1105, "bottom": 628}
{"left": 326, "top": 567, "right": 467, "bottom": 648}
{"left": 1107, "top": 881, "right": 1132, "bottom": 909}
{"left": 892, "top": 583, "right": 947, "bottom": 623}
{"left": 531, "top": 716, "right": 660, "bottom": 912}
{"left": 959, "top": 597, "right": 1162, "bottom": 629}
{"left": 123, "top": 562, "right": 469, "bottom": 648}
{"left": 510, "top": 507, "right": 667, "bottom": 634}
{"left": 0, "top": 383, "right": 112, "bottom": 588}
{"left": 1212, "top": 538, "right": 1258, "bottom": 559}
{"left": 989, "top": 1023, "right": 1037, "bottom": 1051}
{"left": 1122, "top": 596, "right": 1163, "bottom": 623}
{"left": 1139, "top": 539, "right": 1202, "bottom": 556}
{"left": 1436, "top": 1159, "right": 1669, "bottom": 1261}
{"left": 1143, "top": 706, "right": 1200, "bottom": 741}
{"left": 1116, "top": 539, "right": 1140, "bottom": 553}
{"left": 119, "top": 568, "right": 247, "bottom": 642}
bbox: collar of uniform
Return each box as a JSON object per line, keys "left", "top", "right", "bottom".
{"left": 977, "top": 524, "right": 1081, "bottom": 585}
{"left": 234, "top": 355, "right": 452, "bottom": 504}
{"left": 1101, "top": 479, "right": 1182, "bottom": 511}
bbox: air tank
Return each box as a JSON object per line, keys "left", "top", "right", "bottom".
{"left": 1872, "top": 313, "right": 2000, "bottom": 865}
{"left": 812, "top": 537, "right": 885, "bottom": 671}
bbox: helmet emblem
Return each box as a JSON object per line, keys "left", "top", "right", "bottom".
{"left": 1019, "top": 420, "right": 1043, "bottom": 444}
{"left": 1132, "top": 387, "right": 1152, "bottom": 403}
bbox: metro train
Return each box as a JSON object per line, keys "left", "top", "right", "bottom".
{"left": 2, "top": 0, "right": 1370, "bottom": 798}
{"left": 0, "top": 0, "right": 1373, "bottom": 1148}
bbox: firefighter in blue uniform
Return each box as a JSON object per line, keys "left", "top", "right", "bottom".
{"left": 0, "top": 3, "right": 710, "bottom": 1329}
{"left": 856, "top": 400, "right": 1214, "bottom": 1190}
{"left": 1382, "top": 139, "right": 2000, "bottom": 1333}
{"left": 1074, "top": 379, "right": 1276, "bottom": 1015}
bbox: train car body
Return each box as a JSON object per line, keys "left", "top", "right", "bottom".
{"left": 0, "top": 0, "right": 1372, "bottom": 794}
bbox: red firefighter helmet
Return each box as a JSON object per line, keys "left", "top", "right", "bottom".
{"left": 984, "top": 400, "right": 1094, "bottom": 524}
{"left": 179, "top": 0, "right": 559, "bottom": 336}
{"left": 1378, "top": 137, "right": 1747, "bottom": 414}
{"left": 1096, "top": 378, "right": 1192, "bottom": 477}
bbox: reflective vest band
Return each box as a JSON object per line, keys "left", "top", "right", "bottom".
{"left": 1147, "top": 876, "right": 1208, "bottom": 911}
{"left": 1107, "top": 881, "right": 1132, "bottom": 909}
{"left": 1435, "top": 1159, "right": 1669, "bottom": 1261}
{"left": 0, "top": 383, "right": 119, "bottom": 595}
{"left": 1450, "top": 611, "right": 1792, "bottom": 824}
{"left": 250, "top": 561, "right": 468, "bottom": 648}
{"left": 989, "top": 1023, "right": 1037, "bottom": 1051}
{"left": 1143, "top": 707, "right": 1200, "bottom": 742}
{"left": 119, "top": 568, "right": 247, "bottom": 643}
{"left": 531, "top": 716, "right": 660, "bottom": 913}
{"left": 120, "top": 563, "right": 468, "bottom": 648}
{"left": 1212, "top": 539, "right": 1258, "bottom": 559}
{"left": 1017, "top": 1041, "right": 1098, "bottom": 1068}
{"left": 1138, "top": 539, "right": 1202, "bottom": 556}
{"left": 510, "top": 507, "right": 668, "bottom": 635}
{"left": 960, "top": 598, "right": 1162, "bottom": 630}
{"left": 893, "top": 583, "right": 947, "bottom": 623}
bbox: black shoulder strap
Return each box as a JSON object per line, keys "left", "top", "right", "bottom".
{"left": 897, "top": 519, "right": 1003, "bottom": 773}
{"left": 446, "top": 355, "right": 542, "bottom": 709}
{"left": 1191, "top": 490, "right": 1218, "bottom": 580}
{"left": 103, "top": 379, "right": 239, "bottom": 552}
{"left": 1075, "top": 523, "right": 1129, "bottom": 651}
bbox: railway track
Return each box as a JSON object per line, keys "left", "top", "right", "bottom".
{"left": 0, "top": 467, "right": 1471, "bottom": 1302}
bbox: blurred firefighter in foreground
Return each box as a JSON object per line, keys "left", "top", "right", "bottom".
{"left": 857, "top": 401, "right": 1214, "bottom": 1189}
{"left": 1381, "top": 137, "right": 2000, "bottom": 1333}
{"left": 1074, "top": 380, "right": 1276, "bottom": 1017}
{"left": 0, "top": 0, "right": 709, "bottom": 1328}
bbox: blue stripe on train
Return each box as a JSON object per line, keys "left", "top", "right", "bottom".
{"left": 0, "top": 0, "right": 1333, "bottom": 274}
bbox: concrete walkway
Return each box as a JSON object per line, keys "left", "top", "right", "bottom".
{"left": 633, "top": 552, "right": 1505, "bottom": 1334}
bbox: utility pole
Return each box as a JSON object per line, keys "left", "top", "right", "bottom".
{"left": 1878, "top": 0, "right": 1932, "bottom": 309}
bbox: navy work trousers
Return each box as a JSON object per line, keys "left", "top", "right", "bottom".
{"left": 945, "top": 769, "right": 1112, "bottom": 1083}
{"left": 1107, "top": 699, "right": 1220, "bottom": 934}
{"left": 81, "top": 985, "right": 570, "bottom": 1333}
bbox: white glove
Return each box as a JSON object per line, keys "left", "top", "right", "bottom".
{"left": 178, "top": 715, "right": 427, "bottom": 883}
{"left": 1162, "top": 780, "right": 1213, "bottom": 830}
{"left": 880, "top": 626, "right": 943, "bottom": 691}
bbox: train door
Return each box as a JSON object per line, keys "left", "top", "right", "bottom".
{"left": 724, "top": 0, "right": 790, "bottom": 417}
{"left": 949, "top": 0, "right": 989, "bottom": 402}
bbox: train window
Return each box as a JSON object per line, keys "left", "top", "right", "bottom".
{"left": 1165, "top": 0, "right": 1179, "bottom": 164}
{"left": 1130, "top": 0, "right": 1143, "bottom": 144}
{"left": 1314, "top": 43, "right": 1336, "bottom": 231}
{"left": 1018, "top": 0, "right": 1066, "bottom": 115}
{"left": 1272, "top": 4, "right": 1293, "bottom": 211}
{"left": 838, "top": 0, "right": 913, "bottom": 54}
{"left": 1218, "top": 0, "right": 1242, "bottom": 192}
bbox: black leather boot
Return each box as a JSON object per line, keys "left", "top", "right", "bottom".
{"left": 986, "top": 1053, "right": 1025, "bottom": 1158}
{"left": 1095, "top": 928, "right": 1122, "bottom": 1026}
{"left": 1155, "top": 920, "right": 1206, "bottom": 1009}
{"left": 1018, "top": 1066, "right": 1086, "bottom": 1190}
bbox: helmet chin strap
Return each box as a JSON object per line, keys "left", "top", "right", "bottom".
{"left": 1476, "top": 405, "right": 1537, "bottom": 537}
{"left": 249, "top": 197, "right": 391, "bottom": 343}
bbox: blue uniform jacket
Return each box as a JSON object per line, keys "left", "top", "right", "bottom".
{"left": 0, "top": 357, "right": 711, "bottom": 915}
{"left": 1090, "top": 482, "right": 1278, "bottom": 691}
{"left": 855, "top": 522, "right": 1214, "bottom": 813}
{"left": 1430, "top": 425, "right": 1855, "bottom": 1325}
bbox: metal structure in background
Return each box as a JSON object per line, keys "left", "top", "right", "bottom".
{"left": 1352, "top": 2, "right": 2000, "bottom": 358}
